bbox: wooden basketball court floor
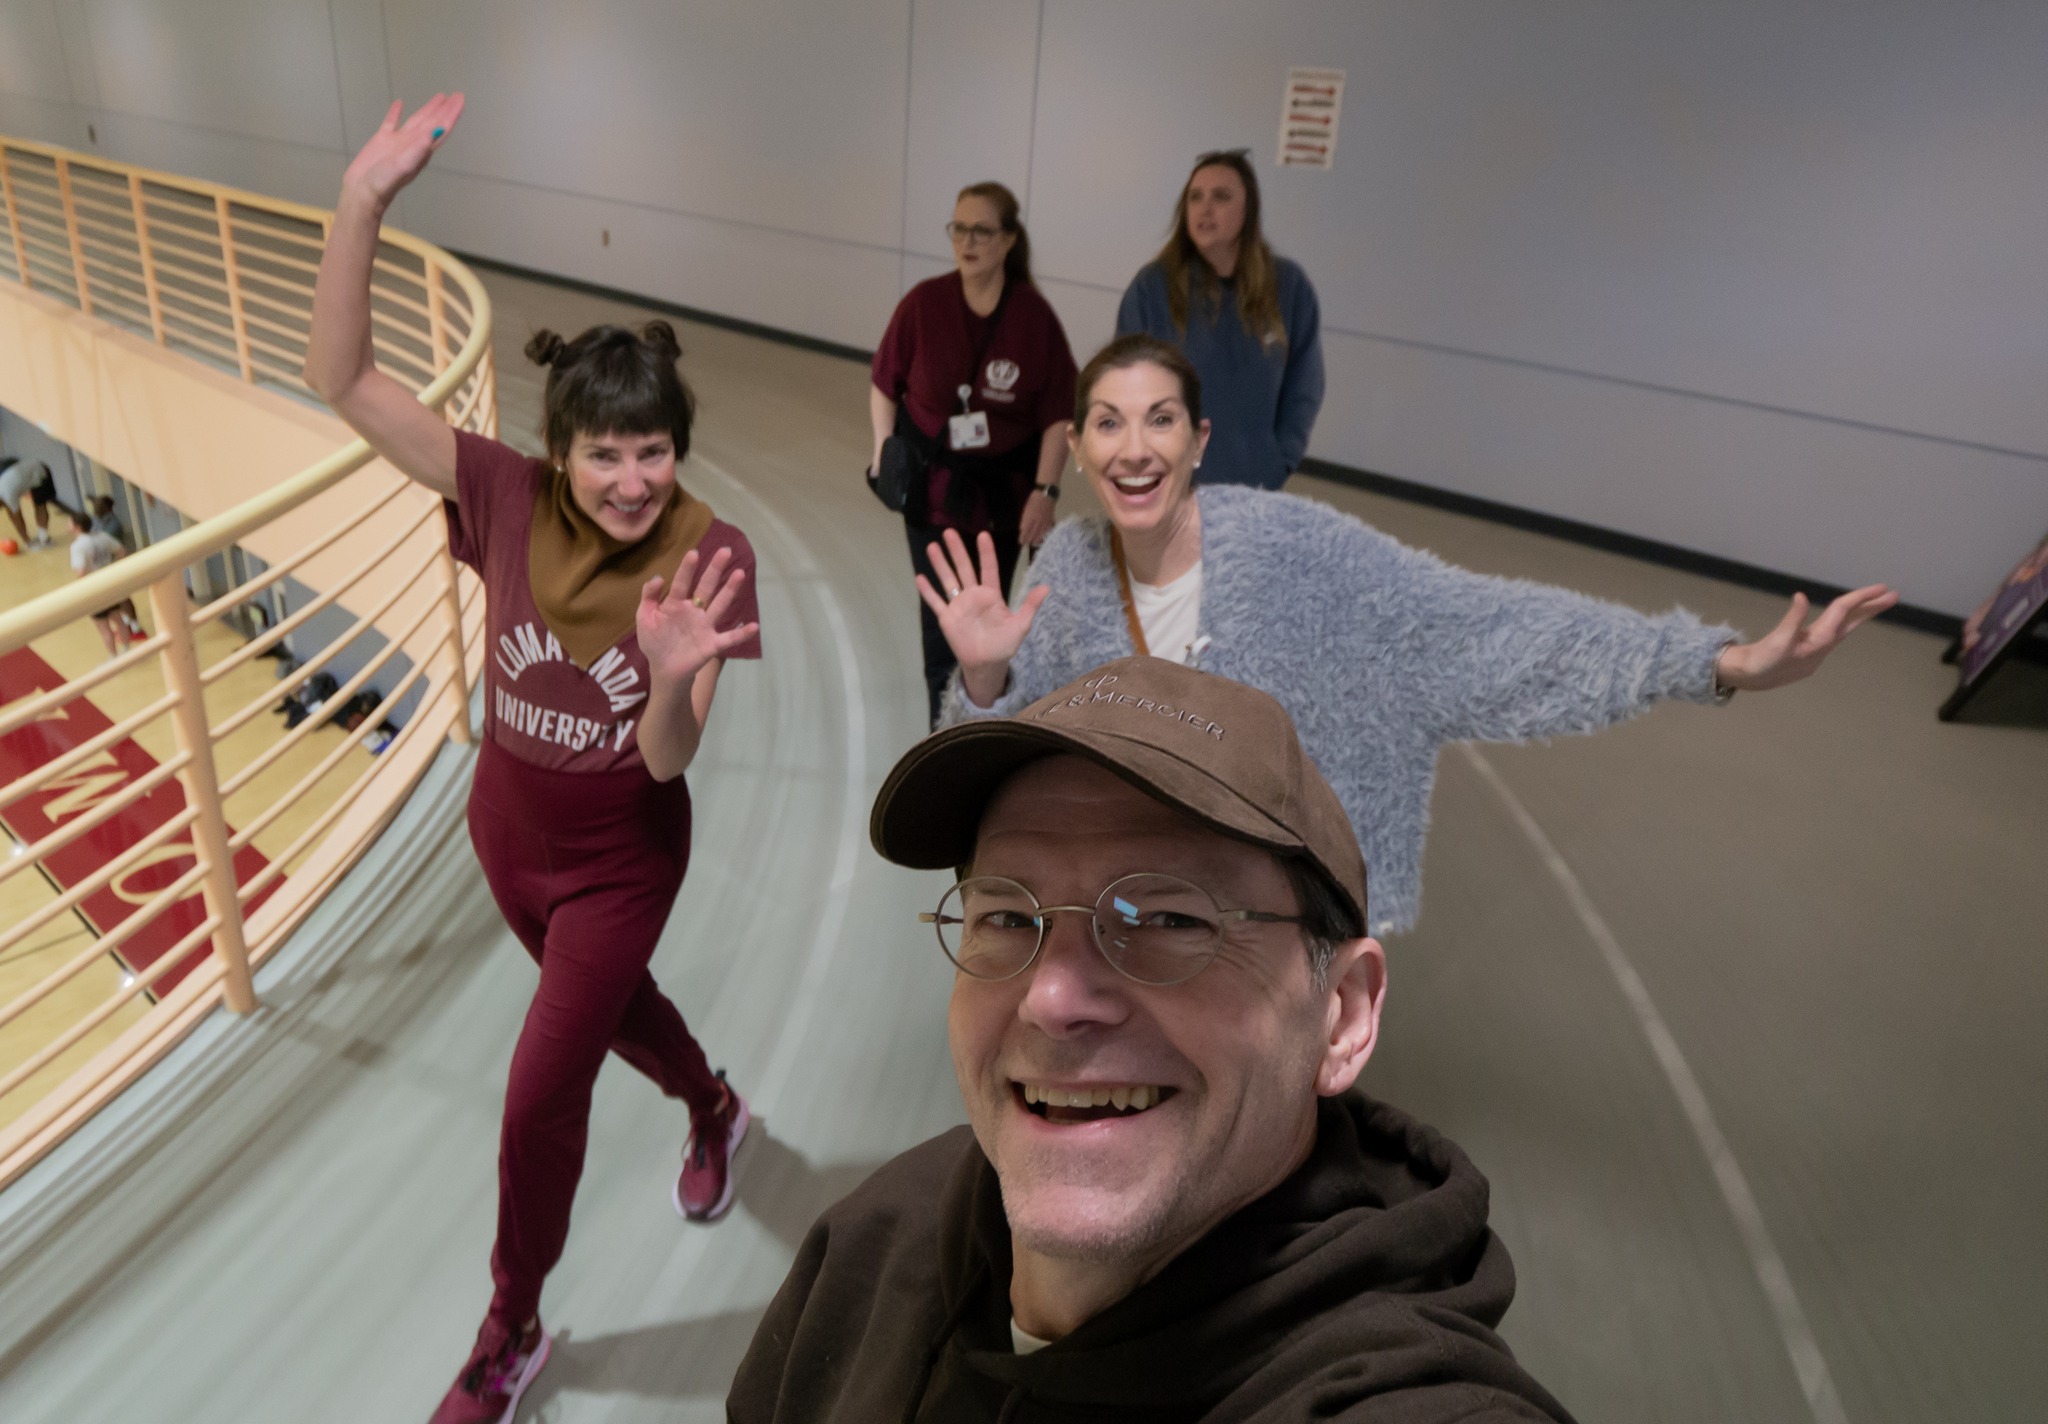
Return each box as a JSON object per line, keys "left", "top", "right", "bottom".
{"left": 0, "top": 265, "right": 2042, "bottom": 1422}
{"left": 0, "top": 541, "right": 376, "bottom": 1134}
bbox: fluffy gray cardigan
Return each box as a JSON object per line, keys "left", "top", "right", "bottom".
{"left": 940, "top": 484, "right": 1736, "bottom": 935}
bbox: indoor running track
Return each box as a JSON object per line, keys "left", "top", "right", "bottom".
{"left": 0, "top": 267, "right": 2041, "bottom": 1424}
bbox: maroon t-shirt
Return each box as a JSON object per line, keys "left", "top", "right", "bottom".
{"left": 445, "top": 430, "right": 762, "bottom": 774}
{"left": 871, "top": 273, "right": 1076, "bottom": 530}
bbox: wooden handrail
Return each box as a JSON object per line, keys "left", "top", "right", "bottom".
{"left": 215, "top": 586, "right": 441, "bottom": 800}
{"left": 0, "top": 139, "right": 491, "bottom": 650}
{"left": 0, "top": 132, "right": 496, "bottom": 1188}
{"left": 211, "top": 540, "right": 441, "bottom": 738}
{"left": 0, "top": 856, "right": 209, "bottom": 1034}
{"left": 0, "top": 754, "right": 193, "bottom": 893}
{"left": 0, "top": 806, "right": 202, "bottom": 965}
{"left": 0, "top": 689, "right": 179, "bottom": 808}
{"left": 187, "top": 478, "right": 412, "bottom": 627}
{"left": 196, "top": 499, "right": 441, "bottom": 686}
{"left": 150, "top": 574, "right": 255, "bottom": 1013}
{"left": 0, "top": 630, "right": 166, "bottom": 739}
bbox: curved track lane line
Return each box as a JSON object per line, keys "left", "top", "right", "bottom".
{"left": 1460, "top": 743, "right": 1849, "bottom": 1424}
{"left": 687, "top": 456, "right": 865, "bottom": 1117}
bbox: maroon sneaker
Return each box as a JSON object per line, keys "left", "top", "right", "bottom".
{"left": 428, "top": 1316, "right": 551, "bottom": 1424}
{"left": 674, "top": 1070, "right": 750, "bottom": 1223}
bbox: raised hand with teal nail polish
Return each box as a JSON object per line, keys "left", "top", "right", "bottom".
{"left": 339, "top": 92, "right": 465, "bottom": 215}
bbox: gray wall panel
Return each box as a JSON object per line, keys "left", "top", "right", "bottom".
{"left": 326, "top": 0, "right": 397, "bottom": 157}
{"left": 88, "top": 108, "right": 344, "bottom": 209}
{"left": 50, "top": 0, "right": 100, "bottom": 112}
{"left": 0, "top": 1, "right": 78, "bottom": 106}
{"left": 0, "top": 1, "right": 2040, "bottom": 614}
{"left": 0, "top": 91, "right": 83, "bottom": 147}
{"left": 380, "top": 0, "right": 909, "bottom": 250}
{"left": 405, "top": 164, "right": 903, "bottom": 354}
{"left": 902, "top": 0, "right": 1040, "bottom": 275}
{"left": 80, "top": 0, "right": 343, "bottom": 153}
{"left": 1321, "top": 330, "right": 2048, "bottom": 612}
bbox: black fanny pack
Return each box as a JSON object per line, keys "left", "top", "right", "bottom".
{"left": 867, "top": 405, "right": 1031, "bottom": 521}
{"left": 866, "top": 404, "right": 929, "bottom": 514}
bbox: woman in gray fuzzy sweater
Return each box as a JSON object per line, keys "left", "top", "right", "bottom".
{"left": 918, "top": 335, "right": 1897, "bottom": 936}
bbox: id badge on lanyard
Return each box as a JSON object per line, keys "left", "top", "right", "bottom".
{"left": 949, "top": 291, "right": 1007, "bottom": 453}
{"left": 948, "top": 384, "right": 991, "bottom": 452}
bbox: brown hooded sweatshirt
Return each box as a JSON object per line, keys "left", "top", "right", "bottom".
{"left": 728, "top": 1093, "right": 1573, "bottom": 1423}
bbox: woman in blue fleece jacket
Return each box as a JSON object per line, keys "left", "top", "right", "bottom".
{"left": 914, "top": 334, "right": 1898, "bottom": 937}
{"left": 1116, "top": 149, "right": 1323, "bottom": 490}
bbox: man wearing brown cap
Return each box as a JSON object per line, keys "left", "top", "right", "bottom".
{"left": 728, "top": 657, "right": 1572, "bottom": 1423}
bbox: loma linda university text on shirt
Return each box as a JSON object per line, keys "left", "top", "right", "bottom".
{"left": 493, "top": 619, "right": 646, "bottom": 759}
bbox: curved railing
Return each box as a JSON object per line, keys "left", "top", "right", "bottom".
{"left": 0, "top": 136, "right": 493, "bottom": 1187}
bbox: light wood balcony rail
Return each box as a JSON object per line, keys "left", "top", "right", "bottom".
{"left": 0, "top": 136, "right": 493, "bottom": 1189}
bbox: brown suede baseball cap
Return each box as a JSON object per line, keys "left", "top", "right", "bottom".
{"left": 870, "top": 656, "right": 1368, "bottom": 927}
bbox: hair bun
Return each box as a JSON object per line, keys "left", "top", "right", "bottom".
{"left": 639, "top": 320, "right": 681, "bottom": 361}
{"left": 524, "top": 329, "right": 567, "bottom": 368}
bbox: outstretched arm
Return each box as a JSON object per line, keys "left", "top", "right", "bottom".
{"left": 1714, "top": 585, "right": 1898, "bottom": 692}
{"left": 1369, "top": 522, "right": 1892, "bottom": 744}
{"left": 305, "top": 94, "right": 465, "bottom": 499}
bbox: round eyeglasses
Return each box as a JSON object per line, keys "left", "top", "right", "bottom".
{"left": 921, "top": 873, "right": 1304, "bottom": 987}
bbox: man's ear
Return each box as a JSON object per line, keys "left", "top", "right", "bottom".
{"left": 1316, "top": 938, "right": 1386, "bottom": 1098}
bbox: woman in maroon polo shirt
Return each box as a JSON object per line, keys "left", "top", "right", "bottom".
{"left": 869, "top": 181, "right": 1077, "bottom": 725}
{"left": 305, "top": 96, "right": 759, "bottom": 1424}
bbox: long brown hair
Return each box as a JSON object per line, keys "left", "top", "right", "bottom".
{"left": 1154, "top": 149, "right": 1285, "bottom": 350}
{"left": 957, "top": 181, "right": 1032, "bottom": 286}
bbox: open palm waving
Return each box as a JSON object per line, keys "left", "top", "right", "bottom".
{"left": 917, "top": 528, "right": 1050, "bottom": 706}
{"left": 638, "top": 546, "right": 759, "bottom": 691}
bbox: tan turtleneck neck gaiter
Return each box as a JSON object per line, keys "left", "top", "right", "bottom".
{"left": 527, "top": 466, "right": 715, "bottom": 668}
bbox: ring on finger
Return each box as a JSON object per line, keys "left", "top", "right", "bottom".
{"left": 691, "top": 595, "right": 709, "bottom": 610}
{"left": 944, "top": 584, "right": 962, "bottom": 602}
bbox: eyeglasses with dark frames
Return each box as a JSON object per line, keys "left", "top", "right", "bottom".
{"left": 944, "top": 221, "right": 1003, "bottom": 247}
{"left": 920, "top": 873, "right": 1304, "bottom": 987}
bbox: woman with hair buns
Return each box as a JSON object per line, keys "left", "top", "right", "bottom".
{"left": 306, "top": 95, "right": 760, "bottom": 1424}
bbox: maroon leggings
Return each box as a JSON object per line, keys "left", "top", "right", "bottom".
{"left": 467, "top": 739, "right": 725, "bottom": 1330}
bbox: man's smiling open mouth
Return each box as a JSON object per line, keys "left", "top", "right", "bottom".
{"left": 1017, "top": 1082, "right": 1177, "bottom": 1124}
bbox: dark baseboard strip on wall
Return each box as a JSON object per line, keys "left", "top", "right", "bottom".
{"left": 1297, "top": 456, "right": 1983, "bottom": 642}
{"left": 454, "top": 251, "right": 877, "bottom": 366}
{"left": 457, "top": 254, "right": 2023, "bottom": 655}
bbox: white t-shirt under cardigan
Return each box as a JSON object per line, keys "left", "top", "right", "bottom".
{"left": 1129, "top": 561, "right": 1203, "bottom": 665}
{"left": 942, "top": 484, "right": 1735, "bottom": 936}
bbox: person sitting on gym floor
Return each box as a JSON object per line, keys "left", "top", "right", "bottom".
{"left": 728, "top": 656, "right": 1574, "bottom": 1423}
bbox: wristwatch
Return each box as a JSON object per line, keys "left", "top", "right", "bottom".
{"left": 1033, "top": 482, "right": 1061, "bottom": 502}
